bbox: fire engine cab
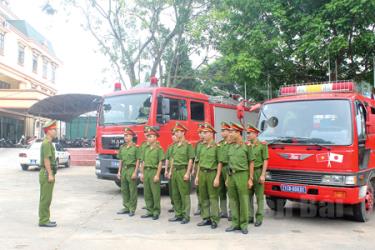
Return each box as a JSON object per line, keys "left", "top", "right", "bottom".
{"left": 95, "top": 81, "right": 257, "bottom": 188}
{"left": 258, "top": 81, "right": 375, "bottom": 222}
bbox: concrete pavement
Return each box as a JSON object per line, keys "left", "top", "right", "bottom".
{"left": 0, "top": 148, "right": 374, "bottom": 250}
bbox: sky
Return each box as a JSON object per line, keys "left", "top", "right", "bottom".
{"left": 9, "top": 0, "right": 116, "bottom": 95}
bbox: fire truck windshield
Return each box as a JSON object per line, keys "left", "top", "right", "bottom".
{"left": 258, "top": 100, "right": 353, "bottom": 145}
{"left": 99, "top": 93, "right": 152, "bottom": 126}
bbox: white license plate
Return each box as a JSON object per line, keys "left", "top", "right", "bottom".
{"left": 30, "top": 160, "right": 37, "bottom": 165}
{"left": 280, "top": 184, "right": 306, "bottom": 194}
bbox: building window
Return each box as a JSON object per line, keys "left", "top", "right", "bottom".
{"left": 32, "top": 53, "right": 39, "bottom": 73}
{"left": 18, "top": 44, "right": 25, "bottom": 66}
{"left": 0, "top": 32, "right": 4, "bottom": 55}
{"left": 0, "top": 80, "right": 10, "bottom": 89}
{"left": 51, "top": 64, "right": 56, "bottom": 83}
{"left": 42, "top": 58, "right": 48, "bottom": 79}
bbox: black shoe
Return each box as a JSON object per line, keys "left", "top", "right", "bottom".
{"left": 152, "top": 215, "right": 159, "bottom": 220}
{"left": 181, "top": 218, "right": 190, "bottom": 224}
{"left": 194, "top": 210, "right": 201, "bottom": 216}
{"left": 129, "top": 212, "right": 135, "bottom": 217}
{"left": 168, "top": 217, "right": 183, "bottom": 222}
{"left": 142, "top": 206, "right": 147, "bottom": 209}
{"left": 197, "top": 219, "right": 211, "bottom": 226}
{"left": 241, "top": 228, "right": 249, "bottom": 234}
{"left": 220, "top": 212, "right": 228, "bottom": 218}
{"left": 168, "top": 208, "right": 174, "bottom": 213}
{"left": 117, "top": 210, "right": 130, "bottom": 214}
{"left": 211, "top": 222, "right": 218, "bottom": 229}
{"left": 228, "top": 216, "right": 232, "bottom": 221}
{"left": 39, "top": 223, "right": 57, "bottom": 228}
{"left": 248, "top": 218, "right": 254, "bottom": 224}
{"left": 141, "top": 214, "right": 153, "bottom": 218}
{"left": 49, "top": 221, "right": 56, "bottom": 224}
{"left": 225, "top": 226, "right": 240, "bottom": 232}
{"left": 254, "top": 221, "right": 262, "bottom": 227}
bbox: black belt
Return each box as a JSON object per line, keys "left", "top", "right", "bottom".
{"left": 200, "top": 168, "right": 217, "bottom": 173}
{"left": 228, "top": 169, "right": 248, "bottom": 176}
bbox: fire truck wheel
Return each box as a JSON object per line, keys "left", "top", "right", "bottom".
{"left": 353, "top": 182, "right": 374, "bottom": 222}
{"left": 115, "top": 179, "right": 121, "bottom": 188}
{"left": 266, "top": 197, "right": 286, "bottom": 211}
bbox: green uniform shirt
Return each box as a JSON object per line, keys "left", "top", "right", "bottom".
{"left": 198, "top": 141, "right": 218, "bottom": 170}
{"left": 194, "top": 141, "right": 204, "bottom": 162}
{"left": 217, "top": 139, "right": 230, "bottom": 165}
{"left": 117, "top": 143, "right": 140, "bottom": 167}
{"left": 172, "top": 141, "right": 195, "bottom": 165}
{"left": 40, "top": 138, "right": 56, "bottom": 170}
{"left": 143, "top": 143, "right": 165, "bottom": 168}
{"left": 166, "top": 143, "right": 175, "bottom": 160}
{"left": 250, "top": 140, "right": 269, "bottom": 168}
{"left": 226, "top": 143, "right": 251, "bottom": 171}
{"left": 139, "top": 142, "right": 150, "bottom": 161}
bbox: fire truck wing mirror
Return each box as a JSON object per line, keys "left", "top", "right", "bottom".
{"left": 267, "top": 117, "right": 278, "bottom": 128}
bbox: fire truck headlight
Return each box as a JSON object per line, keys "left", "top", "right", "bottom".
{"left": 321, "top": 175, "right": 344, "bottom": 185}
{"left": 322, "top": 175, "right": 357, "bottom": 186}
{"left": 344, "top": 176, "right": 357, "bottom": 185}
{"left": 265, "top": 171, "right": 272, "bottom": 180}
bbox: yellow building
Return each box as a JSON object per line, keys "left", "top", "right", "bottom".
{"left": 0, "top": 1, "right": 61, "bottom": 142}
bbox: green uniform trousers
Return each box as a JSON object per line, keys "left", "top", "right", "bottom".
{"left": 198, "top": 171, "right": 220, "bottom": 223}
{"left": 227, "top": 171, "right": 249, "bottom": 230}
{"left": 143, "top": 168, "right": 161, "bottom": 216}
{"left": 171, "top": 167, "right": 191, "bottom": 220}
{"left": 192, "top": 172, "right": 201, "bottom": 210}
{"left": 120, "top": 166, "right": 138, "bottom": 213}
{"left": 168, "top": 178, "right": 174, "bottom": 207}
{"left": 219, "top": 166, "right": 228, "bottom": 214}
{"left": 249, "top": 168, "right": 265, "bottom": 222}
{"left": 39, "top": 168, "right": 55, "bottom": 225}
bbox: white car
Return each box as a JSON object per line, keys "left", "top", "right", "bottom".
{"left": 19, "top": 141, "right": 71, "bottom": 171}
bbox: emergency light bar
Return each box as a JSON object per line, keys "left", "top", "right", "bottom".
{"left": 279, "top": 81, "right": 355, "bottom": 96}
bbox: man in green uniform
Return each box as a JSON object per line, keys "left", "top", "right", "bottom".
{"left": 116, "top": 127, "right": 140, "bottom": 216}
{"left": 168, "top": 123, "right": 195, "bottom": 224}
{"left": 225, "top": 123, "right": 252, "bottom": 234}
{"left": 165, "top": 131, "right": 177, "bottom": 213}
{"left": 217, "top": 122, "right": 231, "bottom": 219}
{"left": 140, "top": 126, "right": 165, "bottom": 220}
{"left": 192, "top": 124, "right": 205, "bottom": 216}
{"left": 247, "top": 124, "right": 268, "bottom": 227}
{"left": 195, "top": 123, "right": 221, "bottom": 229}
{"left": 38, "top": 120, "right": 58, "bottom": 227}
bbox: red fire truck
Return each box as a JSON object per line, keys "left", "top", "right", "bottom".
{"left": 95, "top": 82, "right": 257, "bottom": 187}
{"left": 258, "top": 81, "right": 375, "bottom": 222}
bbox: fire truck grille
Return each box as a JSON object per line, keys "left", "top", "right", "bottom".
{"left": 269, "top": 170, "right": 323, "bottom": 185}
{"left": 102, "top": 136, "right": 125, "bottom": 150}
{"left": 101, "top": 136, "right": 138, "bottom": 150}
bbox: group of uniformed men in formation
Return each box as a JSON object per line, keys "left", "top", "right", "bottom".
{"left": 116, "top": 122, "right": 268, "bottom": 235}
{"left": 37, "top": 120, "right": 268, "bottom": 235}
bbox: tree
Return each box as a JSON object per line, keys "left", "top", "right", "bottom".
{"left": 63, "top": 0, "right": 212, "bottom": 88}
{"left": 203, "top": 0, "right": 375, "bottom": 101}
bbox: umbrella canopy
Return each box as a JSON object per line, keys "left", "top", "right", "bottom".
{"left": 28, "top": 94, "right": 102, "bottom": 121}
